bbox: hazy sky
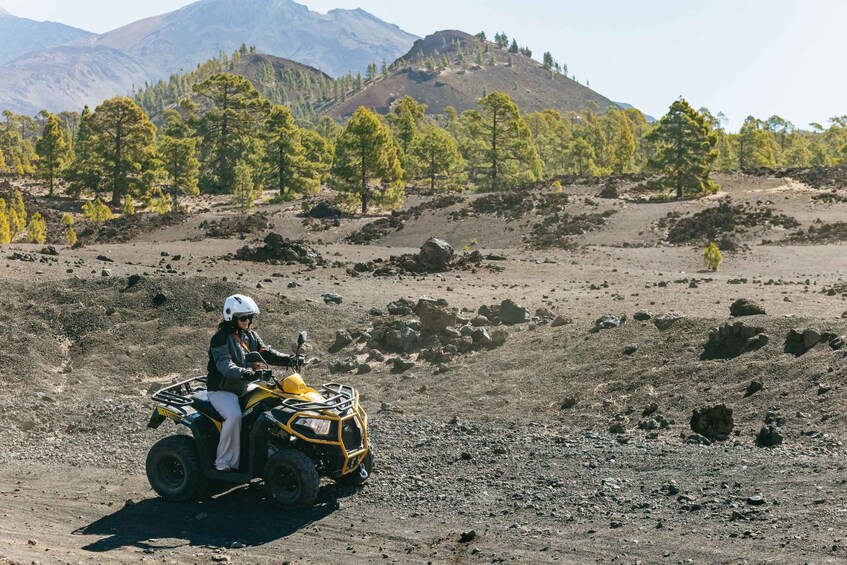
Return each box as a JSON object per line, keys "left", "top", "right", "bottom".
{"left": 2, "top": 0, "right": 844, "bottom": 131}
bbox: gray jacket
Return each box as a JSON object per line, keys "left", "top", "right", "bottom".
{"left": 206, "top": 328, "right": 288, "bottom": 391}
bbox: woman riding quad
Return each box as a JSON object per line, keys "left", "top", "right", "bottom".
{"left": 206, "top": 294, "right": 291, "bottom": 471}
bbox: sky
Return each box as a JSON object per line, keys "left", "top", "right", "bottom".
{"left": 2, "top": 0, "right": 844, "bottom": 132}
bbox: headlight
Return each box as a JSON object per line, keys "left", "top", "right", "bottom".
{"left": 295, "top": 417, "right": 332, "bottom": 436}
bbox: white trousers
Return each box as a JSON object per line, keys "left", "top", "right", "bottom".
{"left": 208, "top": 390, "right": 242, "bottom": 470}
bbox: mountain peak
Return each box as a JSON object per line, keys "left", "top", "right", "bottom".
{"left": 0, "top": 7, "right": 13, "bottom": 17}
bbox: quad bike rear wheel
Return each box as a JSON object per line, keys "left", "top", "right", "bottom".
{"left": 335, "top": 450, "right": 374, "bottom": 486}
{"left": 264, "top": 449, "right": 320, "bottom": 509}
{"left": 146, "top": 435, "right": 206, "bottom": 502}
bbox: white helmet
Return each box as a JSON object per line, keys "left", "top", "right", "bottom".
{"left": 223, "top": 294, "right": 260, "bottom": 321}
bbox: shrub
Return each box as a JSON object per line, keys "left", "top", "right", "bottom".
{"left": 26, "top": 211, "right": 47, "bottom": 244}
{"left": 703, "top": 241, "right": 723, "bottom": 271}
{"left": 82, "top": 198, "right": 114, "bottom": 222}
{"left": 121, "top": 197, "right": 136, "bottom": 216}
{"left": 61, "top": 213, "right": 77, "bottom": 246}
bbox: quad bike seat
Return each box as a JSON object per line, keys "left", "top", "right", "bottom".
{"left": 191, "top": 384, "right": 262, "bottom": 422}
{"left": 191, "top": 390, "right": 223, "bottom": 422}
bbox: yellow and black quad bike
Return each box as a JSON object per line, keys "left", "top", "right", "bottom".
{"left": 145, "top": 331, "right": 372, "bottom": 509}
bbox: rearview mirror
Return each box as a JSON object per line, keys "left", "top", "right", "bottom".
{"left": 244, "top": 352, "right": 264, "bottom": 364}
{"left": 297, "top": 331, "right": 307, "bottom": 347}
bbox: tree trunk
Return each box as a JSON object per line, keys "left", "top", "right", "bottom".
{"left": 430, "top": 156, "right": 436, "bottom": 191}
{"left": 110, "top": 120, "right": 123, "bottom": 207}
{"left": 491, "top": 109, "right": 498, "bottom": 191}
{"left": 360, "top": 140, "right": 368, "bottom": 214}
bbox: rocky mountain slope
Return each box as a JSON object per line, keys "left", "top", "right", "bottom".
{"left": 91, "top": 0, "right": 417, "bottom": 79}
{"left": 0, "top": 0, "right": 416, "bottom": 114}
{"left": 0, "top": 7, "right": 93, "bottom": 66}
{"left": 0, "top": 45, "right": 154, "bottom": 115}
{"left": 326, "top": 30, "right": 618, "bottom": 118}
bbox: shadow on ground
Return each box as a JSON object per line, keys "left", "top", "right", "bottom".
{"left": 75, "top": 481, "right": 357, "bottom": 553}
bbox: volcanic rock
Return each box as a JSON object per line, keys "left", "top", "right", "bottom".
{"left": 498, "top": 299, "right": 531, "bottom": 325}
{"left": 690, "top": 404, "right": 733, "bottom": 441}
{"left": 729, "top": 298, "right": 766, "bottom": 317}
{"left": 654, "top": 311, "right": 685, "bottom": 330}
{"left": 419, "top": 237, "right": 454, "bottom": 270}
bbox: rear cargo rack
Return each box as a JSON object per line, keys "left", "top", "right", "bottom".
{"left": 151, "top": 375, "right": 207, "bottom": 407}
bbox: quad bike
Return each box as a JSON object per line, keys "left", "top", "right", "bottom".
{"left": 145, "top": 331, "right": 372, "bottom": 508}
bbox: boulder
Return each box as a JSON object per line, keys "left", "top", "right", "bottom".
{"left": 594, "top": 314, "right": 623, "bottom": 330}
{"left": 490, "top": 328, "right": 509, "bottom": 346}
{"left": 755, "top": 426, "right": 784, "bottom": 448}
{"left": 551, "top": 315, "right": 572, "bottom": 327}
{"left": 499, "top": 299, "right": 531, "bottom": 325}
{"left": 419, "top": 237, "right": 454, "bottom": 270}
{"left": 400, "top": 327, "right": 419, "bottom": 352}
{"left": 478, "top": 304, "right": 499, "bottom": 321}
{"left": 729, "top": 298, "right": 766, "bottom": 317}
{"left": 784, "top": 327, "right": 822, "bottom": 356}
{"left": 392, "top": 358, "right": 416, "bottom": 373}
{"left": 387, "top": 299, "right": 414, "bottom": 316}
{"left": 414, "top": 300, "right": 457, "bottom": 333}
{"left": 802, "top": 328, "right": 821, "bottom": 349}
{"left": 744, "top": 380, "right": 764, "bottom": 398}
{"left": 690, "top": 404, "right": 734, "bottom": 441}
{"left": 328, "top": 357, "right": 358, "bottom": 374}
{"left": 471, "top": 315, "right": 491, "bottom": 327}
{"left": 633, "top": 309, "right": 653, "bottom": 321}
{"left": 701, "top": 321, "right": 768, "bottom": 360}
{"left": 330, "top": 330, "right": 354, "bottom": 352}
{"left": 654, "top": 311, "right": 685, "bottom": 330}
{"left": 322, "top": 293, "right": 343, "bottom": 305}
{"left": 470, "top": 327, "right": 492, "bottom": 346}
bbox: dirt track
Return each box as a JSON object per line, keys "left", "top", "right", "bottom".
{"left": 2, "top": 172, "right": 847, "bottom": 564}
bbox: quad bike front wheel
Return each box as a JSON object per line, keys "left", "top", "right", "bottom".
{"left": 335, "top": 450, "right": 374, "bottom": 486}
{"left": 146, "top": 435, "right": 206, "bottom": 502}
{"left": 264, "top": 449, "right": 320, "bottom": 509}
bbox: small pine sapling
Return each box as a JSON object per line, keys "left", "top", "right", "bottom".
{"left": 703, "top": 241, "right": 723, "bottom": 271}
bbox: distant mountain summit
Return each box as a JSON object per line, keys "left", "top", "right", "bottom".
{"left": 0, "top": 7, "right": 93, "bottom": 66}
{"left": 0, "top": 0, "right": 416, "bottom": 114}
{"left": 92, "top": 0, "right": 417, "bottom": 79}
{"left": 327, "top": 30, "right": 618, "bottom": 118}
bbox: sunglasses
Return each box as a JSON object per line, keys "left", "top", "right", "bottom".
{"left": 235, "top": 314, "right": 254, "bottom": 322}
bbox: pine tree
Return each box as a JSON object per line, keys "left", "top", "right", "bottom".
{"left": 89, "top": 97, "right": 159, "bottom": 206}
{"left": 737, "top": 116, "right": 778, "bottom": 169}
{"left": 26, "top": 212, "right": 46, "bottom": 244}
{"left": 194, "top": 73, "right": 270, "bottom": 193}
{"left": 61, "top": 213, "right": 77, "bottom": 246}
{"left": 231, "top": 160, "right": 257, "bottom": 212}
{"left": 508, "top": 39, "right": 519, "bottom": 54}
{"left": 35, "top": 114, "right": 70, "bottom": 196}
{"left": 121, "top": 197, "right": 136, "bottom": 216}
{"left": 409, "top": 125, "right": 464, "bottom": 190}
{"left": 646, "top": 98, "right": 719, "bottom": 197}
{"left": 159, "top": 135, "right": 200, "bottom": 208}
{"left": 149, "top": 187, "right": 171, "bottom": 214}
{"left": 82, "top": 197, "right": 114, "bottom": 221}
{"left": 65, "top": 106, "right": 104, "bottom": 197}
{"left": 261, "top": 105, "right": 323, "bottom": 199}
{"left": 0, "top": 198, "right": 9, "bottom": 244}
{"left": 608, "top": 111, "right": 636, "bottom": 174}
{"left": 10, "top": 189, "right": 26, "bottom": 235}
{"left": 464, "top": 92, "right": 541, "bottom": 190}
{"left": 386, "top": 96, "right": 428, "bottom": 158}
{"left": 331, "top": 106, "right": 404, "bottom": 214}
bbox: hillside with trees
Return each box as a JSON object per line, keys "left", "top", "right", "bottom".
{"left": 325, "top": 30, "right": 616, "bottom": 119}
{"left": 133, "top": 48, "right": 364, "bottom": 124}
